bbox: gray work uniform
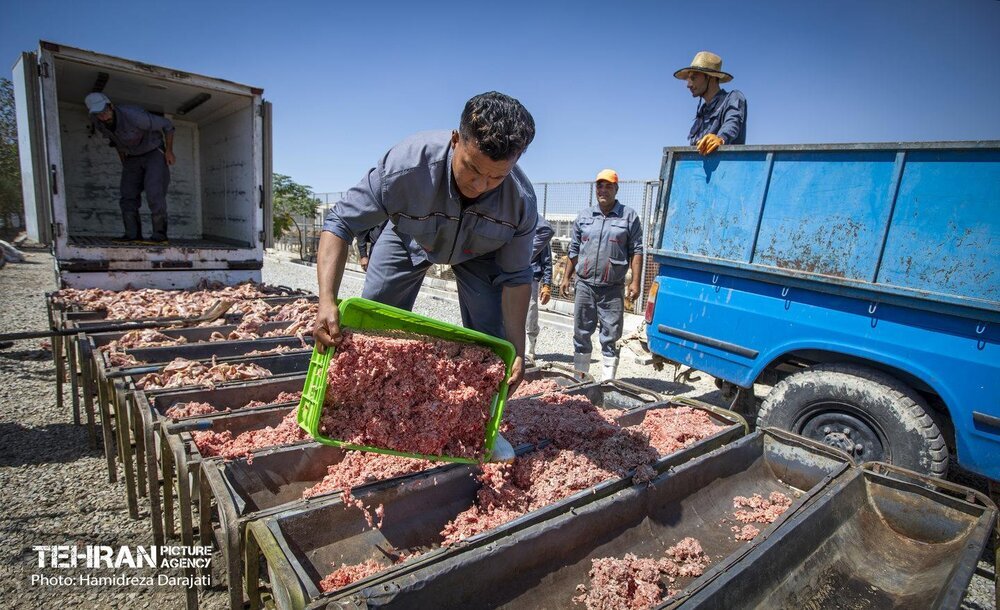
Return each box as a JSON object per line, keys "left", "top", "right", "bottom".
{"left": 356, "top": 221, "right": 386, "bottom": 259}
{"left": 322, "top": 130, "right": 537, "bottom": 338}
{"left": 527, "top": 217, "right": 554, "bottom": 340}
{"left": 92, "top": 105, "right": 175, "bottom": 233}
{"left": 687, "top": 88, "right": 747, "bottom": 146}
{"left": 568, "top": 201, "right": 643, "bottom": 357}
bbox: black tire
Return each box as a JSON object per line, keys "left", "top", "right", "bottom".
{"left": 757, "top": 363, "right": 949, "bottom": 477}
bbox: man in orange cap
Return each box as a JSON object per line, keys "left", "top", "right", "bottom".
{"left": 560, "top": 169, "right": 643, "bottom": 381}
{"left": 675, "top": 51, "right": 747, "bottom": 155}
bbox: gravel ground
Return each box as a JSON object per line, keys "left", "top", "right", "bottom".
{"left": 0, "top": 249, "right": 994, "bottom": 609}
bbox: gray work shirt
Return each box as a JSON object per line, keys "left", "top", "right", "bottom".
{"left": 687, "top": 88, "right": 747, "bottom": 146}
{"left": 568, "top": 201, "right": 644, "bottom": 286}
{"left": 323, "top": 130, "right": 538, "bottom": 285}
{"left": 93, "top": 105, "right": 175, "bottom": 157}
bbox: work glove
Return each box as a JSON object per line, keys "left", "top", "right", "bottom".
{"left": 697, "top": 133, "right": 724, "bottom": 155}
{"left": 489, "top": 433, "right": 516, "bottom": 463}
{"left": 540, "top": 285, "right": 552, "bottom": 305}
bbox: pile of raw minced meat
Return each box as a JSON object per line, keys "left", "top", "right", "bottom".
{"left": 50, "top": 281, "right": 298, "bottom": 319}
{"left": 318, "top": 329, "right": 507, "bottom": 459}
{"left": 316, "top": 386, "right": 727, "bottom": 594}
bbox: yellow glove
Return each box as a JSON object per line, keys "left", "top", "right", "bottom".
{"left": 539, "top": 285, "right": 552, "bottom": 305}
{"left": 697, "top": 133, "right": 724, "bottom": 155}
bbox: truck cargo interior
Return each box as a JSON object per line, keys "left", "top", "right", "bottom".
{"left": 53, "top": 57, "right": 257, "bottom": 248}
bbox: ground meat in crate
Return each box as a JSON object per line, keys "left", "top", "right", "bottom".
{"left": 319, "top": 330, "right": 506, "bottom": 458}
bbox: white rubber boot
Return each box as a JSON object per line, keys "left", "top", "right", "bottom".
{"left": 527, "top": 335, "right": 537, "bottom": 361}
{"left": 602, "top": 356, "right": 619, "bottom": 381}
{"left": 573, "top": 352, "right": 591, "bottom": 380}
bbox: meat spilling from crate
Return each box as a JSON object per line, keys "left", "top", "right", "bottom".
{"left": 51, "top": 281, "right": 293, "bottom": 319}
{"left": 301, "top": 452, "right": 435, "bottom": 499}
{"left": 510, "top": 378, "right": 563, "bottom": 398}
{"left": 318, "top": 330, "right": 506, "bottom": 459}
{"left": 439, "top": 437, "right": 655, "bottom": 545}
{"left": 163, "top": 391, "right": 301, "bottom": 419}
{"left": 501, "top": 392, "right": 622, "bottom": 447}
{"left": 441, "top": 397, "right": 726, "bottom": 544}
{"left": 191, "top": 411, "right": 308, "bottom": 461}
{"left": 135, "top": 357, "right": 273, "bottom": 390}
{"left": 573, "top": 538, "right": 711, "bottom": 610}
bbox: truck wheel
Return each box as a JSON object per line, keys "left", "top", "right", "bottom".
{"left": 757, "top": 363, "right": 948, "bottom": 477}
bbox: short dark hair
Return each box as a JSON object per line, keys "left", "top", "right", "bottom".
{"left": 459, "top": 91, "right": 535, "bottom": 161}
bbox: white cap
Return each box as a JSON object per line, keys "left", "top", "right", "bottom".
{"left": 85, "top": 92, "right": 110, "bottom": 113}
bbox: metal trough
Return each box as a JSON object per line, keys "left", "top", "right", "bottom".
{"left": 97, "top": 351, "right": 311, "bottom": 534}
{"left": 520, "top": 361, "right": 592, "bottom": 390}
{"left": 676, "top": 461, "right": 997, "bottom": 610}
{"left": 243, "top": 399, "right": 746, "bottom": 610}
{"left": 305, "top": 428, "right": 853, "bottom": 609}
{"left": 202, "top": 443, "right": 457, "bottom": 610}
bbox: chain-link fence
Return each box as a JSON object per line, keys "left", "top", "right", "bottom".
{"left": 274, "top": 180, "right": 662, "bottom": 314}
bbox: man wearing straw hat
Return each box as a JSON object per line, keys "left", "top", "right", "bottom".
{"left": 675, "top": 51, "right": 747, "bottom": 155}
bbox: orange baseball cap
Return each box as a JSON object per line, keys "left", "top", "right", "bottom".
{"left": 595, "top": 169, "right": 619, "bottom": 184}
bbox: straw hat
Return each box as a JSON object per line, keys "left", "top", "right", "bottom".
{"left": 673, "top": 51, "right": 733, "bottom": 83}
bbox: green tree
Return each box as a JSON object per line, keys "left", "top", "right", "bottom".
{"left": 272, "top": 173, "right": 321, "bottom": 260}
{"left": 0, "top": 77, "right": 23, "bottom": 235}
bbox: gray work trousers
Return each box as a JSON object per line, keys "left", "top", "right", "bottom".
{"left": 120, "top": 149, "right": 169, "bottom": 217}
{"left": 526, "top": 279, "right": 541, "bottom": 339}
{"left": 573, "top": 280, "right": 624, "bottom": 358}
{"left": 361, "top": 226, "right": 507, "bottom": 339}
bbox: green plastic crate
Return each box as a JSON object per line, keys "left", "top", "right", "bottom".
{"left": 296, "top": 297, "right": 515, "bottom": 463}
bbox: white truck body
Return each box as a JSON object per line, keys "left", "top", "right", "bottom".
{"left": 13, "top": 41, "right": 273, "bottom": 289}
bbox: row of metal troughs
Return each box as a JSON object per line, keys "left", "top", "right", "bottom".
{"left": 47, "top": 290, "right": 997, "bottom": 610}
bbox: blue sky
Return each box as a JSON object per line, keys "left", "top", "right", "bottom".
{"left": 2, "top": 0, "right": 999, "bottom": 193}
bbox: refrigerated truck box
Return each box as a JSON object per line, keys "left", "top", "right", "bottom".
{"left": 13, "top": 41, "right": 274, "bottom": 289}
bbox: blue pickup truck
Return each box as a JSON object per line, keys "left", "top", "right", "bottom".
{"left": 644, "top": 142, "right": 999, "bottom": 480}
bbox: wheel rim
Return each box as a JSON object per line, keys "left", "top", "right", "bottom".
{"left": 793, "top": 401, "right": 889, "bottom": 463}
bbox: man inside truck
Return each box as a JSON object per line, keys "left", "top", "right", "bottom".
{"left": 560, "top": 169, "right": 643, "bottom": 382}
{"left": 85, "top": 92, "right": 175, "bottom": 244}
{"left": 314, "top": 91, "right": 538, "bottom": 394}
{"left": 675, "top": 51, "right": 747, "bottom": 154}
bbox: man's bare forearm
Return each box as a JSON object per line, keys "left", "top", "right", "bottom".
{"left": 317, "top": 231, "right": 349, "bottom": 304}
{"left": 501, "top": 283, "right": 531, "bottom": 357}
